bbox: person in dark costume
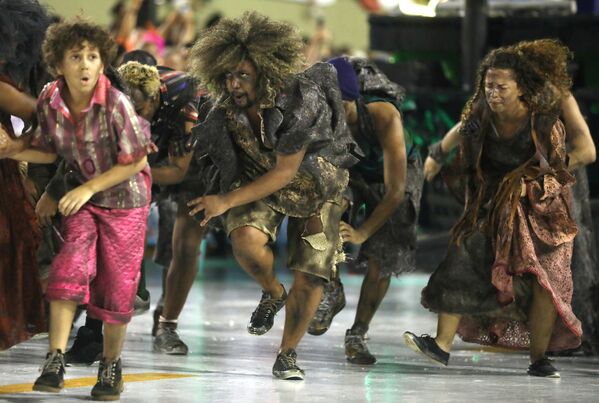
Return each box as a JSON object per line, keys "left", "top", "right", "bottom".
{"left": 0, "top": 0, "right": 50, "bottom": 351}
{"left": 187, "top": 12, "right": 356, "bottom": 379}
{"left": 119, "top": 60, "right": 207, "bottom": 355}
{"left": 307, "top": 57, "right": 423, "bottom": 366}
{"left": 403, "top": 40, "right": 582, "bottom": 378}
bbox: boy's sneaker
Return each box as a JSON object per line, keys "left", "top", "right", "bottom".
{"left": 65, "top": 326, "right": 103, "bottom": 365}
{"left": 247, "top": 286, "right": 287, "bottom": 335}
{"left": 403, "top": 331, "right": 449, "bottom": 366}
{"left": 33, "top": 350, "right": 66, "bottom": 393}
{"left": 91, "top": 357, "right": 124, "bottom": 401}
{"left": 345, "top": 328, "right": 376, "bottom": 365}
{"left": 153, "top": 324, "right": 189, "bottom": 355}
{"left": 527, "top": 357, "right": 560, "bottom": 378}
{"left": 272, "top": 349, "right": 305, "bottom": 380}
{"left": 308, "top": 279, "right": 346, "bottom": 336}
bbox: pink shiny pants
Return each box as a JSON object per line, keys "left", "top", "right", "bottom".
{"left": 46, "top": 204, "right": 149, "bottom": 324}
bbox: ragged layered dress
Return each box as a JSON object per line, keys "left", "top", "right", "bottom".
{"left": 422, "top": 113, "right": 582, "bottom": 352}
{"left": 0, "top": 76, "right": 45, "bottom": 350}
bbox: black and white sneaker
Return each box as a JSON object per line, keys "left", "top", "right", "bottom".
{"left": 247, "top": 286, "right": 287, "bottom": 335}
{"left": 272, "top": 349, "right": 305, "bottom": 380}
{"left": 527, "top": 357, "right": 560, "bottom": 378}
{"left": 403, "top": 331, "right": 450, "bottom": 366}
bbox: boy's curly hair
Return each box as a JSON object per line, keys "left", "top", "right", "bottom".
{"left": 42, "top": 18, "right": 117, "bottom": 77}
{"left": 189, "top": 11, "right": 305, "bottom": 109}
{"left": 118, "top": 61, "right": 161, "bottom": 98}
{"left": 461, "top": 39, "right": 572, "bottom": 126}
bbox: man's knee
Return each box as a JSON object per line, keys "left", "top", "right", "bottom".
{"left": 293, "top": 271, "right": 325, "bottom": 290}
{"left": 231, "top": 226, "right": 269, "bottom": 253}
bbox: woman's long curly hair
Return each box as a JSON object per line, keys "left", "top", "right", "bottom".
{"left": 0, "top": 0, "right": 50, "bottom": 86}
{"left": 460, "top": 39, "right": 572, "bottom": 130}
{"left": 189, "top": 11, "right": 305, "bottom": 109}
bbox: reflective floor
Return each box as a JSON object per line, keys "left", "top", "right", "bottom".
{"left": 1, "top": 266, "right": 598, "bottom": 403}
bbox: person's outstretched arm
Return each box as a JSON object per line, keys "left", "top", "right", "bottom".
{"left": 561, "top": 94, "right": 596, "bottom": 170}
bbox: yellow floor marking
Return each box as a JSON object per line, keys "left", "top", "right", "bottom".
{"left": 0, "top": 372, "right": 195, "bottom": 394}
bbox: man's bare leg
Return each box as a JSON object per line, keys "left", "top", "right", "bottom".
{"left": 154, "top": 206, "right": 205, "bottom": 355}
{"left": 345, "top": 258, "right": 390, "bottom": 365}
{"left": 280, "top": 271, "right": 324, "bottom": 350}
{"left": 230, "top": 226, "right": 284, "bottom": 298}
{"left": 230, "top": 226, "right": 286, "bottom": 335}
{"left": 273, "top": 271, "right": 324, "bottom": 380}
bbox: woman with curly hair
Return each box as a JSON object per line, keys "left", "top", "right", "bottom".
{"left": 0, "top": 0, "right": 49, "bottom": 351}
{"left": 187, "top": 12, "right": 357, "bottom": 380}
{"left": 403, "top": 40, "right": 582, "bottom": 378}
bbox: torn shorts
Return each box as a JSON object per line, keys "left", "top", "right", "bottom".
{"left": 225, "top": 199, "right": 345, "bottom": 281}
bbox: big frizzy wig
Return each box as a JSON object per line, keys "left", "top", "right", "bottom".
{"left": 189, "top": 11, "right": 305, "bottom": 109}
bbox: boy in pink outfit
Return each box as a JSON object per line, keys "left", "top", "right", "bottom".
{"left": 8, "top": 19, "right": 155, "bottom": 401}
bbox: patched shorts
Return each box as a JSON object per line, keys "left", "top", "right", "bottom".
{"left": 225, "top": 200, "right": 345, "bottom": 281}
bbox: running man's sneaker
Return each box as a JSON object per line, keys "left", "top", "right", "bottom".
{"left": 308, "top": 279, "right": 346, "bottom": 336}
{"left": 403, "top": 331, "right": 449, "bottom": 366}
{"left": 272, "top": 349, "right": 305, "bottom": 380}
{"left": 247, "top": 286, "right": 287, "bottom": 335}
{"left": 33, "top": 350, "right": 66, "bottom": 393}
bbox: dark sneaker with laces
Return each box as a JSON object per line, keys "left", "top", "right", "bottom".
{"left": 91, "top": 357, "right": 124, "bottom": 401}
{"left": 527, "top": 357, "right": 560, "bottom": 378}
{"left": 153, "top": 324, "right": 189, "bottom": 355}
{"left": 272, "top": 349, "right": 305, "bottom": 380}
{"left": 33, "top": 350, "right": 66, "bottom": 393}
{"left": 65, "top": 326, "right": 103, "bottom": 365}
{"left": 403, "top": 331, "right": 449, "bottom": 366}
{"left": 308, "top": 279, "right": 346, "bottom": 336}
{"left": 247, "top": 286, "right": 287, "bottom": 335}
{"left": 345, "top": 329, "right": 376, "bottom": 365}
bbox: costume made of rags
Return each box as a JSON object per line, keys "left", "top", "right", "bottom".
{"left": 349, "top": 58, "right": 424, "bottom": 277}
{"left": 422, "top": 112, "right": 582, "bottom": 352}
{"left": 328, "top": 56, "right": 423, "bottom": 277}
{"left": 348, "top": 95, "right": 423, "bottom": 278}
{"left": 194, "top": 62, "right": 356, "bottom": 216}
{"left": 0, "top": 76, "right": 46, "bottom": 350}
{"left": 193, "top": 63, "right": 357, "bottom": 279}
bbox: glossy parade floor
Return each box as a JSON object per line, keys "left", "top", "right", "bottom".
{"left": 1, "top": 262, "right": 598, "bottom": 403}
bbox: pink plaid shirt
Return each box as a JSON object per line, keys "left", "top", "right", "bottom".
{"left": 31, "top": 74, "right": 156, "bottom": 209}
